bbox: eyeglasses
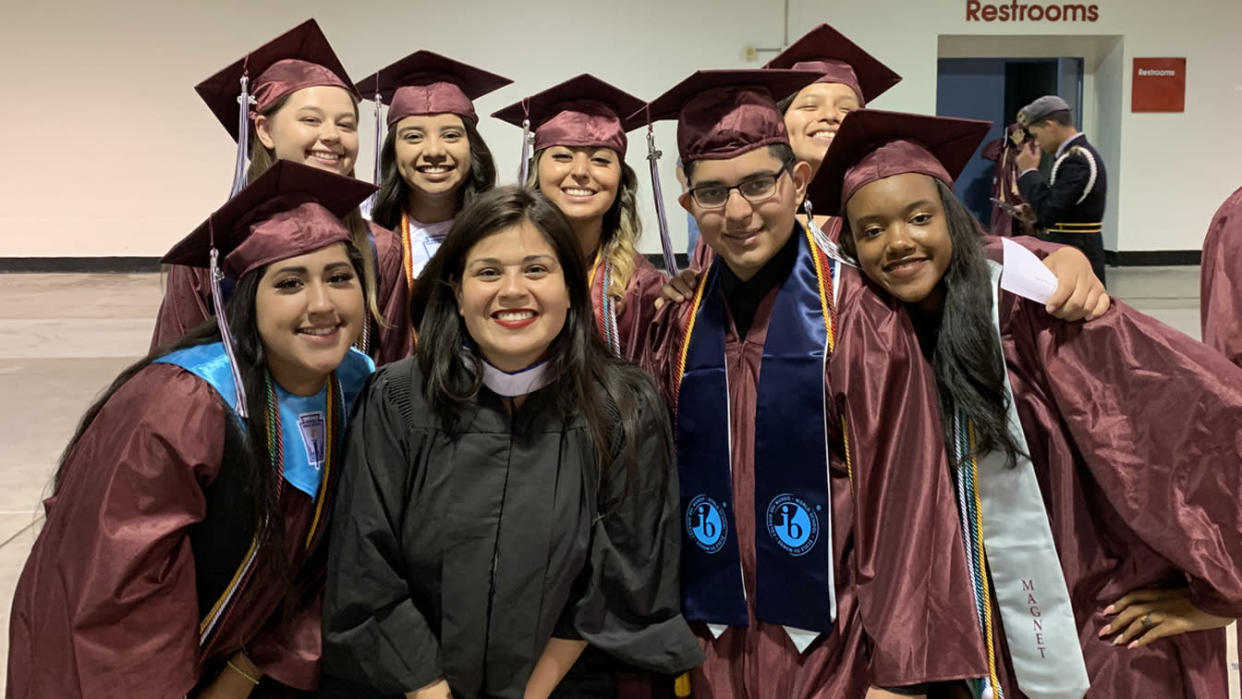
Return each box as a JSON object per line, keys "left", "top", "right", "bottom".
{"left": 688, "top": 169, "right": 788, "bottom": 209}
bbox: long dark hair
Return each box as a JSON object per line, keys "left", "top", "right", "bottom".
{"left": 56, "top": 243, "right": 366, "bottom": 599}
{"left": 840, "top": 179, "right": 1023, "bottom": 466}
{"left": 414, "top": 185, "right": 657, "bottom": 494}
{"left": 369, "top": 115, "right": 497, "bottom": 231}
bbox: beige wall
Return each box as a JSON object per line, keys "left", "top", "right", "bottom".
{"left": 790, "top": 0, "right": 1242, "bottom": 252}
{"left": 1, "top": 0, "right": 779, "bottom": 257}
{"left": 3, "top": 0, "right": 1239, "bottom": 256}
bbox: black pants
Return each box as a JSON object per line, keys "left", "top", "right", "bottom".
{"left": 1045, "top": 231, "right": 1106, "bottom": 287}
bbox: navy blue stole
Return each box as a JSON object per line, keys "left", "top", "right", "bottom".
{"left": 675, "top": 227, "right": 837, "bottom": 634}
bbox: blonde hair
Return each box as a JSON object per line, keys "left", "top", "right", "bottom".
{"left": 526, "top": 149, "right": 642, "bottom": 303}
{"left": 248, "top": 95, "right": 383, "bottom": 326}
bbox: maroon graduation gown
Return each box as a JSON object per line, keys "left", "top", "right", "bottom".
{"left": 592, "top": 251, "right": 668, "bottom": 361}
{"left": 7, "top": 364, "right": 328, "bottom": 698}
{"left": 977, "top": 282, "right": 1242, "bottom": 698}
{"left": 151, "top": 221, "right": 413, "bottom": 364}
{"left": 642, "top": 261, "right": 987, "bottom": 697}
{"left": 982, "top": 126, "right": 1038, "bottom": 239}
{"left": 1201, "top": 186, "right": 1242, "bottom": 368}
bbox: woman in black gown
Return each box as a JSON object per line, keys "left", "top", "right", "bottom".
{"left": 320, "top": 186, "right": 703, "bottom": 699}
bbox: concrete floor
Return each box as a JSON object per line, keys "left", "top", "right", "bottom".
{"left": 0, "top": 267, "right": 1236, "bottom": 695}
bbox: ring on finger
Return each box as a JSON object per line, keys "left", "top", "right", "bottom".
{"left": 1141, "top": 613, "right": 1155, "bottom": 630}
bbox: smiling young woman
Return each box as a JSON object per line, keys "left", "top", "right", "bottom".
{"left": 357, "top": 51, "right": 509, "bottom": 286}
{"left": 152, "top": 20, "right": 412, "bottom": 365}
{"left": 8, "top": 162, "right": 377, "bottom": 699}
{"left": 823, "top": 109, "right": 1242, "bottom": 699}
{"left": 491, "top": 75, "right": 666, "bottom": 360}
{"left": 319, "top": 186, "right": 702, "bottom": 699}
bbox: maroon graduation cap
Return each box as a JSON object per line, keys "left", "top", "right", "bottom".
{"left": 165, "top": 159, "right": 375, "bottom": 278}
{"left": 195, "top": 19, "right": 357, "bottom": 142}
{"left": 194, "top": 19, "right": 358, "bottom": 197}
{"left": 355, "top": 50, "right": 511, "bottom": 126}
{"left": 492, "top": 74, "right": 647, "bottom": 157}
{"left": 807, "top": 109, "right": 992, "bottom": 216}
{"left": 763, "top": 24, "right": 902, "bottom": 106}
{"left": 636, "top": 69, "right": 821, "bottom": 162}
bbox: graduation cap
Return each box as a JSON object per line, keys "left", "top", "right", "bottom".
{"left": 165, "top": 159, "right": 375, "bottom": 277}
{"left": 637, "top": 69, "right": 822, "bottom": 163}
{"left": 356, "top": 50, "right": 512, "bottom": 127}
{"left": 763, "top": 24, "right": 902, "bottom": 106}
{"left": 163, "top": 160, "right": 376, "bottom": 416}
{"left": 196, "top": 19, "right": 356, "bottom": 141}
{"left": 806, "top": 109, "right": 992, "bottom": 216}
{"left": 194, "top": 19, "right": 357, "bottom": 196}
{"left": 492, "top": 73, "right": 647, "bottom": 176}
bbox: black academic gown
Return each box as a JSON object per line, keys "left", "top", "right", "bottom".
{"left": 1018, "top": 133, "right": 1109, "bottom": 284}
{"left": 319, "top": 359, "right": 702, "bottom": 698}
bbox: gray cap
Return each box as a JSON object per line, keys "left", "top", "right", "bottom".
{"left": 1018, "top": 95, "right": 1071, "bottom": 127}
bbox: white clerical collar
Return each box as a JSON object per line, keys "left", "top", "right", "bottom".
{"left": 480, "top": 358, "right": 554, "bottom": 398}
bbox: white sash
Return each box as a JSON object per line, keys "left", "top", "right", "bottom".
{"left": 975, "top": 261, "right": 1090, "bottom": 699}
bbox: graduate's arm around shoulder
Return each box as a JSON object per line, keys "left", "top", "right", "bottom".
{"left": 1001, "top": 291, "right": 1242, "bottom": 627}
{"left": 321, "top": 360, "right": 445, "bottom": 696}
{"left": 982, "top": 234, "right": 1109, "bottom": 320}
{"left": 639, "top": 281, "right": 699, "bottom": 408}
{"left": 553, "top": 366, "right": 703, "bottom": 676}
{"left": 828, "top": 267, "right": 988, "bottom": 689}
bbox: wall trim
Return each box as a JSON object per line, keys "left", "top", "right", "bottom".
{"left": 1104, "top": 250, "right": 1201, "bottom": 266}
{"left": 0, "top": 257, "right": 163, "bottom": 273}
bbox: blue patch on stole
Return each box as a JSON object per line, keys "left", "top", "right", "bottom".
{"left": 686, "top": 494, "right": 728, "bottom": 553}
{"left": 765, "top": 494, "right": 819, "bottom": 556}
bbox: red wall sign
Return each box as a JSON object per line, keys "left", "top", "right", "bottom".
{"left": 1132, "top": 58, "right": 1186, "bottom": 112}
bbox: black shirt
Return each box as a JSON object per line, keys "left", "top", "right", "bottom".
{"left": 718, "top": 224, "right": 801, "bottom": 338}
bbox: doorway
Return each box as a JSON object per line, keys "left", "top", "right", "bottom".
{"left": 936, "top": 57, "right": 1084, "bottom": 225}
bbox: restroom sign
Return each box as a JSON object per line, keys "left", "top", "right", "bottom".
{"left": 1132, "top": 58, "right": 1185, "bottom": 112}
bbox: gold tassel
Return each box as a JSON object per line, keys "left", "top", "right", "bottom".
{"left": 674, "top": 672, "right": 691, "bottom": 697}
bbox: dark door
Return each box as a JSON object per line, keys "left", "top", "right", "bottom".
{"left": 938, "top": 57, "right": 1085, "bottom": 225}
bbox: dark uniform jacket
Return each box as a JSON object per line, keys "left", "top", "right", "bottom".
{"left": 1018, "top": 133, "right": 1109, "bottom": 283}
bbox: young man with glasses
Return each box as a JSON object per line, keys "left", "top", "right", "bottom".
{"left": 640, "top": 70, "right": 990, "bottom": 698}
{"left": 664, "top": 25, "right": 1107, "bottom": 318}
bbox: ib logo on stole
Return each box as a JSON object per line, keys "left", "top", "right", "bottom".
{"left": 686, "top": 494, "right": 727, "bottom": 553}
{"left": 766, "top": 493, "right": 819, "bottom": 556}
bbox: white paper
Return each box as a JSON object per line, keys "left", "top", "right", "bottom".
{"left": 1000, "top": 237, "right": 1058, "bottom": 305}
